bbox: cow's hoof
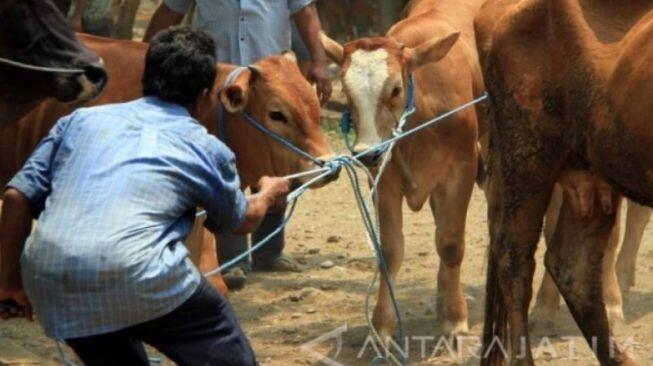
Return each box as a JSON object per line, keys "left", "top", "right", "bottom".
{"left": 442, "top": 320, "right": 469, "bottom": 351}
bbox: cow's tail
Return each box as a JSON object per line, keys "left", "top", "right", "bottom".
{"left": 481, "top": 248, "right": 507, "bottom": 366}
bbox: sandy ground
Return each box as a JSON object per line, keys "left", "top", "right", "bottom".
{"left": 1, "top": 3, "right": 653, "bottom": 366}
{"left": 1, "top": 129, "right": 652, "bottom": 365}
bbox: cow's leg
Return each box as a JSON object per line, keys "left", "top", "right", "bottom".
{"left": 429, "top": 166, "right": 475, "bottom": 339}
{"left": 602, "top": 211, "right": 624, "bottom": 325}
{"left": 532, "top": 185, "right": 563, "bottom": 330}
{"left": 114, "top": 0, "right": 140, "bottom": 40}
{"left": 483, "top": 184, "right": 552, "bottom": 366}
{"left": 546, "top": 195, "right": 634, "bottom": 365}
{"left": 616, "top": 200, "right": 651, "bottom": 295}
{"left": 371, "top": 178, "right": 404, "bottom": 341}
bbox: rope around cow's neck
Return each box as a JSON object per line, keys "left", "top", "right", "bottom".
{"left": 200, "top": 89, "right": 487, "bottom": 365}
{"left": 0, "top": 56, "right": 86, "bottom": 74}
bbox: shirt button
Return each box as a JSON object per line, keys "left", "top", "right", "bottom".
{"left": 240, "top": 37, "right": 245, "bottom": 42}
{"left": 240, "top": 17, "right": 244, "bottom": 22}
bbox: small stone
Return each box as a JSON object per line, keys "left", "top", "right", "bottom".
{"left": 336, "top": 254, "right": 346, "bottom": 260}
{"left": 307, "top": 308, "right": 317, "bottom": 314}
{"left": 289, "top": 294, "right": 302, "bottom": 302}
{"left": 320, "top": 260, "right": 335, "bottom": 269}
{"left": 300, "top": 287, "right": 322, "bottom": 298}
{"left": 307, "top": 248, "right": 320, "bottom": 255}
{"left": 417, "top": 251, "right": 429, "bottom": 257}
{"left": 283, "top": 327, "right": 298, "bottom": 334}
{"left": 291, "top": 313, "right": 302, "bottom": 319}
{"left": 320, "top": 284, "right": 337, "bottom": 291}
{"left": 326, "top": 235, "right": 342, "bottom": 243}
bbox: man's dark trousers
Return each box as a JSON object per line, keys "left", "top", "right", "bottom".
{"left": 65, "top": 278, "right": 256, "bottom": 366}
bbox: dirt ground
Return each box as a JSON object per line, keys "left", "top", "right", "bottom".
{"left": 2, "top": 161, "right": 653, "bottom": 365}
{"left": 1, "top": 3, "right": 653, "bottom": 366}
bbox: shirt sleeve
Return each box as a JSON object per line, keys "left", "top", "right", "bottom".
{"left": 197, "top": 139, "right": 248, "bottom": 234}
{"left": 288, "top": 0, "right": 314, "bottom": 14}
{"left": 6, "top": 115, "right": 71, "bottom": 206}
{"left": 164, "top": 0, "right": 194, "bottom": 15}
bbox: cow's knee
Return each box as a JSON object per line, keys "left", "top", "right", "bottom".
{"left": 436, "top": 231, "right": 464, "bottom": 267}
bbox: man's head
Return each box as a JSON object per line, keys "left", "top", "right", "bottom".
{"left": 142, "top": 27, "right": 216, "bottom": 109}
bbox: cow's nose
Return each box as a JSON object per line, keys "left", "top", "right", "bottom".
{"left": 83, "top": 63, "right": 108, "bottom": 91}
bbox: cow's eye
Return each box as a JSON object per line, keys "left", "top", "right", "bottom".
{"left": 391, "top": 86, "right": 402, "bottom": 98}
{"left": 269, "top": 111, "right": 288, "bottom": 123}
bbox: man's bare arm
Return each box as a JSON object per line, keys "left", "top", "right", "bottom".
{"left": 143, "top": 3, "right": 185, "bottom": 42}
{"left": 293, "top": 4, "right": 332, "bottom": 105}
{"left": 233, "top": 177, "right": 290, "bottom": 235}
{"left": 0, "top": 189, "right": 34, "bottom": 320}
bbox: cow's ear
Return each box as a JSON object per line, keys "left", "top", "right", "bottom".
{"left": 281, "top": 50, "right": 298, "bottom": 63}
{"left": 405, "top": 32, "right": 459, "bottom": 71}
{"left": 319, "top": 31, "right": 344, "bottom": 64}
{"left": 219, "top": 68, "right": 258, "bottom": 112}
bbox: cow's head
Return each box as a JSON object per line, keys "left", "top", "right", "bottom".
{"left": 320, "top": 32, "right": 459, "bottom": 166}
{"left": 0, "top": 0, "right": 107, "bottom": 125}
{"left": 217, "top": 52, "right": 334, "bottom": 187}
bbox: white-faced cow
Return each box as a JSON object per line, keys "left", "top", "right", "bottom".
{"left": 0, "top": 0, "right": 107, "bottom": 126}
{"left": 321, "top": 0, "right": 487, "bottom": 341}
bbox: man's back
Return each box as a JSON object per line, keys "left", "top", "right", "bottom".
{"left": 15, "top": 97, "right": 246, "bottom": 339}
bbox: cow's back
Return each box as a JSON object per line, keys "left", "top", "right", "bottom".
{"left": 0, "top": 34, "right": 147, "bottom": 187}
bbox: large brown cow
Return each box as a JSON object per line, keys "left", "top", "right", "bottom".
{"left": 320, "top": 0, "right": 486, "bottom": 341}
{"left": 0, "top": 0, "right": 107, "bottom": 126}
{"left": 475, "top": 0, "right": 653, "bottom": 365}
{"left": 1, "top": 34, "right": 333, "bottom": 294}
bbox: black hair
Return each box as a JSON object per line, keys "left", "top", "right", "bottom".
{"left": 142, "top": 27, "right": 216, "bottom": 105}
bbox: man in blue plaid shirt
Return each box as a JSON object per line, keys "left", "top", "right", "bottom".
{"left": 0, "top": 28, "right": 288, "bottom": 365}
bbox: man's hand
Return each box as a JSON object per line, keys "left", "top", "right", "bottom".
{"left": 0, "top": 281, "right": 32, "bottom": 321}
{"left": 293, "top": 4, "right": 332, "bottom": 106}
{"left": 234, "top": 177, "right": 291, "bottom": 235}
{"left": 257, "top": 176, "right": 291, "bottom": 205}
{"left": 307, "top": 61, "right": 332, "bottom": 106}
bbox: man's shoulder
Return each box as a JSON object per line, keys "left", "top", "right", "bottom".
{"left": 180, "top": 126, "right": 235, "bottom": 164}
{"left": 69, "top": 100, "right": 138, "bottom": 121}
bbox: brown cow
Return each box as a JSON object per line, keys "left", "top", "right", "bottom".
{"left": 321, "top": 0, "right": 486, "bottom": 341}
{"left": 0, "top": 0, "right": 107, "bottom": 126}
{"left": 1, "top": 34, "right": 333, "bottom": 293}
{"left": 475, "top": 0, "right": 653, "bottom": 364}
{"left": 532, "top": 191, "right": 651, "bottom": 330}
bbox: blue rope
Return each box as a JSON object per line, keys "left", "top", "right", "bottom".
{"left": 241, "top": 113, "right": 326, "bottom": 167}
{"left": 354, "top": 93, "right": 488, "bottom": 160}
{"left": 205, "top": 89, "right": 488, "bottom": 365}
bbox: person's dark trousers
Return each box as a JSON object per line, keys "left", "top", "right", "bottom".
{"left": 218, "top": 213, "right": 285, "bottom": 271}
{"left": 65, "top": 278, "right": 256, "bottom": 366}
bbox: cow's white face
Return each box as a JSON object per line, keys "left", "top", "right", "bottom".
{"left": 321, "top": 32, "right": 461, "bottom": 166}
{"left": 342, "top": 48, "right": 407, "bottom": 157}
